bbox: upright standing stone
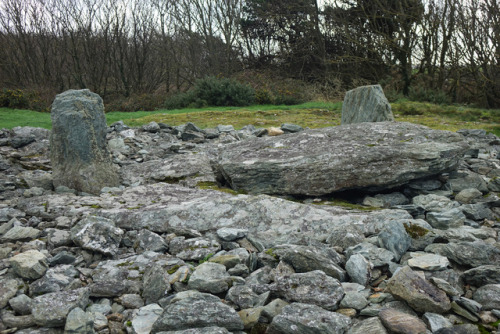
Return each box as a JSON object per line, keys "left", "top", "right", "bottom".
{"left": 50, "top": 89, "right": 119, "bottom": 194}
{"left": 341, "top": 84, "right": 394, "bottom": 125}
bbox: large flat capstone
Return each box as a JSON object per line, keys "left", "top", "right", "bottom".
{"left": 213, "top": 122, "right": 468, "bottom": 196}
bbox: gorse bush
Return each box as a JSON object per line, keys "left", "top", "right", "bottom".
{"left": 0, "top": 89, "right": 50, "bottom": 112}
{"left": 164, "top": 77, "right": 255, "bottom": 109}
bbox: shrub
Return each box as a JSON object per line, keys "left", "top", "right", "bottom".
{"left": 0, "top": 89, "right": 50, "bottom": 112}
{"left": 164, "top": 77, "right": 255, "bottom": 109}
{"left": 408, "top": 86, "right": 451, "bottom": 105}
{"left": 233, "top": 70, "right": 313, "bottom": 105}
{"left": 105, "top": 93, "right": 164, "bottom": 112}
{"left": 255, "top": 89, "right": 274, "bottom": 104}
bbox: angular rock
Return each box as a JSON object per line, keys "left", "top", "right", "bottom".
{"left": 216, "top": 228, "right": 248, "bottom": 241}
{"left": 461, "top": 203, "right": 493, "bottom": 220}
{"left": 10, "top": 249, "right": 48, "bottom": 280}
{"left": 378, "top": 308, "right": 427, "bottom": 334}
{"left": 363, "top": 192, "right": 408, "bottom": 208}
{"left": 46, "top": 228, "right": 72, "bottom": 248}
{"left": 155, "top": 328, "right": 230, "bottom": 334}
{"left": 448, "top": 170, "right": 488, "bottom": 193}
{"left": 143, "top": 121, "right": 160, "bottom": 133}
{"left": 0, "top": 279, "right": 19, "bottom": 309}
{"left": 455, "top": 188, "right": 483, "bottom": 204}
{"left": 18, "top": 170, "right": 53, "bottom": 190}
{"left": 117, "top": 294, "right": 144, "bottom": 309}
{"left": 187, "top": 262, "right": 230, "bottom": 294}
{"left": 142, "top": 261, "right": 173, "bottom": 304}
{"left": 9, "top": 294, "right": 33, "bottom": 315}
{"left": 30, "top": 264, "right": 79, "bottom": 295}
{"left": 346, "top": 243, "right": 395, "bottom": 268}
{"left": 50, "top": 89, "right": 119, "bottom": 194}
{"left": 272, "top": 244, "right": 346, "bottom": 281}
{"left": 451, "top": 301, "right": 479, "bottom": 321}
{"left": 377, "top": 220, "right": 411, "bottom": 262}
{"left": 70, "top": 216, "right": 124, "bottom": 256}
{"left": 385, "top": 266, "right": 451, "bottom": 313}
{"left": 340, "top": 291, "right": 369, "bottom": 310}
{"left": 1, "top": 225, "right": 40, "bottom": 242}
{"left": 271, "top": 270, "right": 344, "bottom": 311}
{"left": 134, "top": 229, "right": 167, "bottom": 253}
{"left": 461, "top": 265, "right": 500, "bottom": 286}
{"left": 213, "top": 122, "right": 468, "bottom": 196}
{"left": 226, "top": 285, "right": 261, "bottom": 310}
{"left": 64, "top": 307, "right": 95, "bottom": 334}
{"left": 347, "top": 317, "right": 388, "bottom": 334}
{"left": 341, "top": 85, "right": 394, "bottom": 125}
{"left": 31, "top": 288, "right": 90, "bottom": 327}
{"left": 425, "top": 241, "right": 500, "bottom": 268}
{"left": 473, "top": 284, "right": 500, "bottom": 310}
{"left": 426, "top": 208, "right": 466, "bottom": 229}
{"left": 132, "top": 304, "right": 163, "bottom": 334}
{"left": 151, "top": 292, "right": 244, "bottom": 332}
{"left": 281, "top": 123, "right": 304, "bottom": 133}
{"left": 345, "top": 254, "right": 371, "bottom": 286}
{"left": 434, "top": 324, "right": 480, "bottom": 334}
{"left": 422, "top": 312, "right": 453, "bottom": 332}
{"left": 1, "top": 312, "right": 37, "bottom": 330}
{"left": 169, "top": 237, "right": 221, "bottom": 261}
{"left": 326, "top": 224, "right": 365, "bottom": 250}
{"left": 412, "top": 194, "right": 459, "bottom": 212}
{"left": 407, "top": 252, "right": 450, "bottom": 271}
{"left": 267, "top": 302, "right": 351, "bottom": 334}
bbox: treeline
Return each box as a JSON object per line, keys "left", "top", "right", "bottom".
{"left": 0, "top": 0, "right": 499, "bottom": 109}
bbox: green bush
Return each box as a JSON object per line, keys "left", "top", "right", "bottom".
{"left": 0, "top": 89, "right": 50, "bottom": 112}
{"left": 408, "top": 87, "right": 451, "bottom": 105}
{"left": 164, "top": 77, "right": 255, "bottom": 109}
{"left": 255, "top": 89, "right": 274, "bottom": 104}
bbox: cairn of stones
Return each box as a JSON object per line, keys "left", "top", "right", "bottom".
{"left": 0, "top": 87, "right": 499, "bottom": 334}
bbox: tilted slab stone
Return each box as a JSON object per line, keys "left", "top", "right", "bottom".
{"left": 461, "top": 266, "right": 500, "bottom": 286}
{"left": 379, "top": 308, "right": 427, "bottom": 334}
{"left": 385, "top": 266, "right": 451, "bottom": 314}
{"left": 212, "top": 122, "right": 468, "bottom": 196}
{"left": 341, "top": 84, "right": 394, "bottom": 124}
{"left": 31, "top": 288, "right": 90, "bottom": 327}
{"left": 150, "top": 292, "right": 244, "bottom": 332}
{"left": 267, "top": 302, "right": 351, "bottom": 334}
{"left": 70, "top": 216, "right": 124, "bottom": 256}
{"left": 425, "top": 241, "right": 500, "bottom": 268}
{"left": 270, "top": 270, "right": 344, "bottom": 311}
{"left": 50, "top": 89, "right": 119, "bottom": 194}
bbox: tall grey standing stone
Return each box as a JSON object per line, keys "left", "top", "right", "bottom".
{"left": 341, "top": 85, "right": 394, "bottom": 125}
{"left": 50, "top": 89, "right": 119, "bottom": 195}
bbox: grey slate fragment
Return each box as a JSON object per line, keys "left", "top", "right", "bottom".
{"left": 151, "top": 292, "right": 244, "bottom": 332}
{"left": 268, "top": 302, "right": 351, "bottom": 334}
{"left": 31, "top": 288, "right": 90, "bottom": 327}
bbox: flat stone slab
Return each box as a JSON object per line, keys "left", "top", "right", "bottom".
{"left": 213, "top": 122, "right": 468, "bottom": 196}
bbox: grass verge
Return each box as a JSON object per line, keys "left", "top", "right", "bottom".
{"left": 0, "top": 101, "right": 498, "bottom": 136}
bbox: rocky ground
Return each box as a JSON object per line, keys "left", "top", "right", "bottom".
{"left": 0, "top": 121, "right": 500, "bottom": 334}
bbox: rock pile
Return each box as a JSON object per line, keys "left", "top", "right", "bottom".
{"left": 0, "top": 113, "right": 500, "bottom": 333}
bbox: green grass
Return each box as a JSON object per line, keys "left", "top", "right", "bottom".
{"left": 1, "top": 100, "right": 498, "bottom": 137}
{"left": 0, "top": 107, "right": 52, "bottom": 129}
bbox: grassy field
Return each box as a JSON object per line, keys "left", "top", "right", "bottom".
{"left": 1, "top": 100, "right": 499, "bottom": 136}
